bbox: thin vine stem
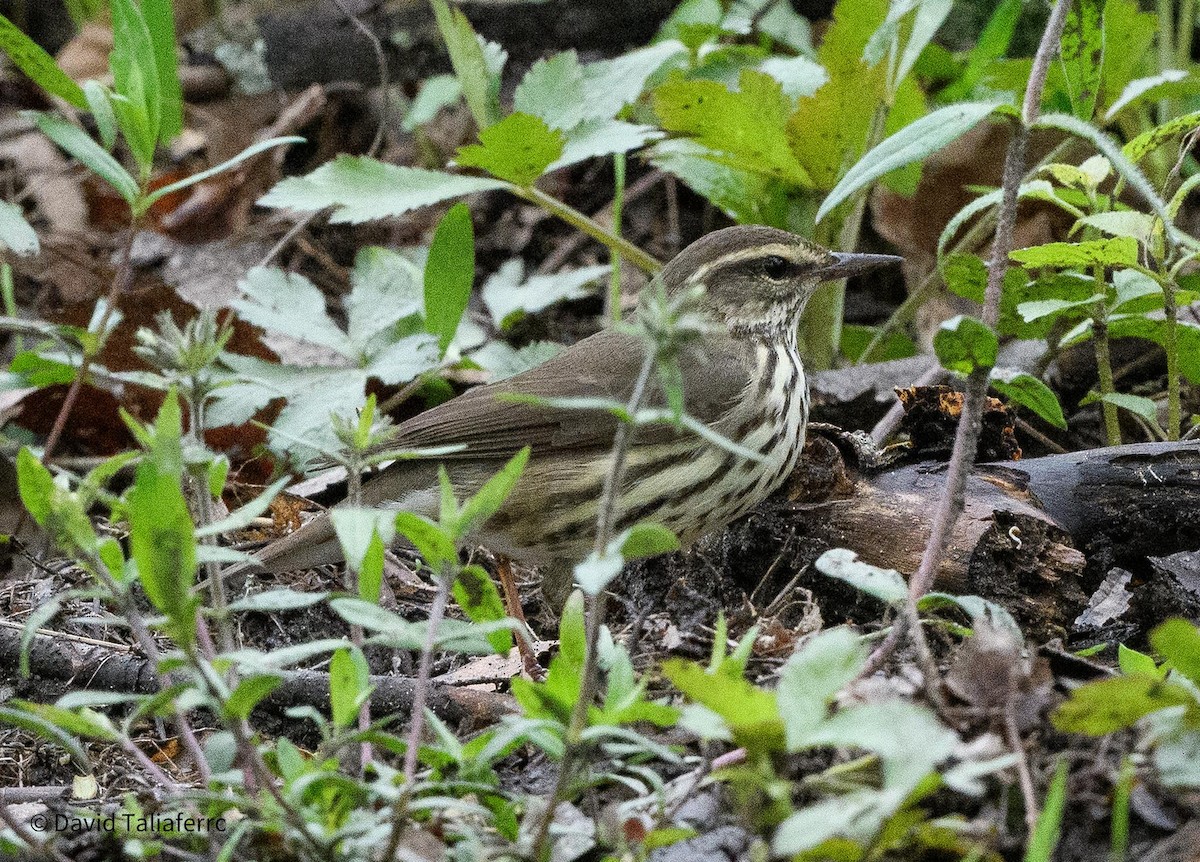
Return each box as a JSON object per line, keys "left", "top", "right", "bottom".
{"left": 518, "top": 185, "right": 662, "bottom": 275}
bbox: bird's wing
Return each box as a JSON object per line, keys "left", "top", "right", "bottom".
{"left": 386, "top": 327, "right": 755, "bottom": 460}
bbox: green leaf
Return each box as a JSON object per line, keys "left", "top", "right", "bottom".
{"left": 455, "top": 113, "right": 564, "bottom": 187}
{"left": 617, "top": 522, "right": 679, "bottom": 560}
{"left": 815, "top": 548, "right": 907, "bottom": 605}
{"left": 359, "top": 532, "right": 384, "bottom": 603}
{"left": 452, "top": 564, "right": 512, "bottom": 654}
{"left": 457, "top": 447, "right": 530, "bottom": 537}
{"left": 863, "top": 0, "right": 952, "bottom": 90}
{"left": 938, "top": 0, "right": 1020, "bottom": 103}
{"left": 347, "top": 246, "right": 424, "bottom": 343}
{"left": 1105, "top": 70, "right": 1188, "bottom": 121}
{"left": 655, "top": 69, "right": 811, "bottom": 186}
{"left": 424, "top": 202, "right": 475, "bottom": 354}
{"left": 330, "top": 508, "right": 394, "bottom": 574}
{"left": 777, "top": 627, "right": 869, "bottom": 749}
{"left": 1123, "top": 111, "right": 1200, "bottom": 165}
{"left": 1051, "top": 675, "right": 1193, "bottom": 734}
{"left": 1117, "top": 643, "right": 1162, "bottom": 678}
{"left": 786, "top": 0, "right": 888, "bottom": 190}
{"left": 1025, "top": 760, "right": 1068, "bottom": 862}
{"left": 328, "top": 599, "right": 422, "bottom": 649}
{"left": 1074, "top": 211, "right": 1155, "bottom": 246}
{"left": 481, "top": 259, "right": 608, "bottom": 328}
{"left": 227, "top": 589, "right": 328, "bottom": 612}
{"left": 574, "top": 551, "right": 623, "bottom": 596}
{"left": 661, "top": 659, "right": 784, "bottom": 754}
{"left": 393, "top": 512, "right": 459, "bottom": 571}
{"left": 403, "top": 74, "right": 462, "bottom": 131}
{"left": 110, "top": 0, "right": 161, "bottom": 173}
{"left": 1100, "top": 392, "right": 1162, "bottom": 433}
{"left": 329, "top": 647, "right": 370, "bottom": 729}
{"left": 258, "top": 155, "right": 509, "bottom": 223}
{"left": 816, "top": 101, "right": 1002, "bottom": 223}
{"left": 429, "top": 0, "right": 502, "bottom": 128}
{"left": 234, "top": 266, "right": 352, "bottom": 356}
{"left": 142, "top": 0, "right": 182, "bottom": 141}
{"left": 31, "top": 112, "right": 140, "bottom": 205}
{"left": 141, "top": 136, "right": 304, "bottom": 211}
{"left": 0, "top": 199, "right": 39, "bottom": 256}
{"left": 989, "top": 368, "right": 1066, "bottom": 428}
{"left": 1100, "top": 0, "right": 1158, "bottom": 115}
{"left": 933, "top": 314, "right": 998, "bottom": 375}
{"left": 224, "top": 674, "right": 282, "bottom": 721}
{"left": 0, "top": 15, "right": 87, "bottom": 107}
{"left": 1009, "top": 237, "right": 1138, "bottom": 269}
{"left": 649, "top": 138, "right": 784, "bottom": 225}
{"left": 1058, "top": 0, "right": 1104, "bottom": 121}
{"left": 1150, "top": 619, "right": 1200, "bottom": 685}
{"left": 1035, "top": 113, "right": 1173, "bottom": 240}
{"left": 126, "top": 396, "right": 197, "bottom": 647}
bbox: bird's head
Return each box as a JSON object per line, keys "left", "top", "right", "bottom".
{"left": 662, "top": 226, "right": 902, "bottom": 336}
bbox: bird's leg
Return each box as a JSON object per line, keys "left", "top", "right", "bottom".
{"left": 496, "top": 555, "right": 542, "bottom": 678}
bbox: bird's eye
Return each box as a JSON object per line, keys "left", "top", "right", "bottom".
{"left": 760, "top": 255, "right": 791, "bottom": 280}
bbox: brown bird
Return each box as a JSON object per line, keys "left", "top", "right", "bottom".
{"left": 236, "top": 226, "right": 901, "bottom": 606}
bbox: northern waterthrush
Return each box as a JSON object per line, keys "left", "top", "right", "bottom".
{"left": 240, "top": 226, "right": 901, "bottom": 604}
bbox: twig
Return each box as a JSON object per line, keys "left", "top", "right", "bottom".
{"left": 535, "top": 170, "right": 666, "bottom": 275}
{"left": 330, "top": 0, "right": 390, "bottom": 158}
{"left": 863, "top": 0, "right": 1074, "bottom": 683}
{"left": 1004, "top": 701, "right": 1040, "bottom": 841}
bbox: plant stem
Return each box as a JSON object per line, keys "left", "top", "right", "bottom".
{"left": 1162, "top": 275, "right": 1182, "bottom": 440}
{"left": 517, "top": 185, "right": 662, "bottom": 276}
{"left": 41, "top": 224, "right": 138, "bottom": 463}
{"left": 1158, "top": 0, "right": 1176, "bottom": 124}
{"left": 865, "top": 0, "right": 1073, "bottom": 680}
{"left": 530, "top": 351, "right": 657, "bottom": 862}
{"left": 1090, "top": 265, "right": 1121, "bottom": 446}
{"left": 607, "top": 153, "right": 626, "bottom": 323}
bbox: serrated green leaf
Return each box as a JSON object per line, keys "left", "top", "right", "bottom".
{"left": 1058, "top": 0, "right": 1103, "bottom": 121}
{"left": 786, "top": 0, "right": 888, "bottom": 190}
{"left": 454, "top": 113, "right": 564, "bottom": 187}
{"left": 1009, "top": 237, "right": 1138, "bottom": 269}
{"left": 655, "top": 69, "right": 811, "bottom": 186}
{"left": 259, "top": 156, "right": 508, "bottom": 223}
{"left": 234, "top": 266, "right": 352, "bottom": 356}
{"left": 662, "top": 659, "right": 783, "bottom": 754}
{"left": 1075, "top": 211, "right": 1155, "bottom": 245}
{"left": 989, "top": 368, "right": 1066, "bottom": 428}
{"left": 933, "top": 314, "right": 998, "bottom": 375}
{"left": 424, "top": 202, "right": 475, "bottom": 354}
{"left": 816, "top": 101, "right": 1002, "bottom": 223}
